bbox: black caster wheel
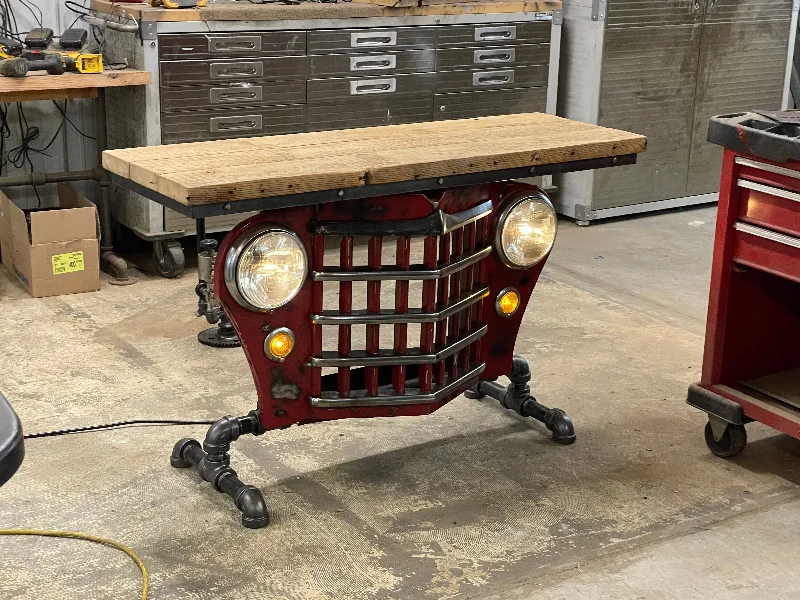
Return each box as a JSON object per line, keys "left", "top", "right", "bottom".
{"left": 152, "top": 240, "right": 186, "bottom": 279}
{"left": 704, "top": 421, "right": 747, "bottom": 458}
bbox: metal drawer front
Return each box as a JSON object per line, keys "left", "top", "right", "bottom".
{"left": 438, "top": 22, "right": 550, "bottom": 47}
{"left": 160, "top": 81, "right": 306, "bottom": 111}
{"left": 159, "top": 56, "right": 307, "bottom": 86}
{"left": 434, "top": 87, "right": 546, "bottom": 120}
{"left": 436, "top": 65, "right": 547, "bottom": 93}
{"left": 306, "top": 94, "right": 432, "bottom": 131}
{"left": 158, "top": 32, "right": 307, "bottom": 60}
{"left": 307, "top": 27, "right": 437, "bottom": 54}
{"left": 307, "top": 72, "right": 435, "bottom": 102}
{"left": 309, "top": 49, "right": 436, "bottom": 76}
{"left": 160, "top": 105, "right": 306, "bottom": 144}
{"left": 437, "top": 44, "right": 549, "bottom": 70}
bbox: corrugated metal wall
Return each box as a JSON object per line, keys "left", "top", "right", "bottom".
{"left": 4, "top": 0, "right": 97, "bottom": 207}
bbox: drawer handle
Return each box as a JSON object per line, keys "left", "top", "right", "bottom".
{"left": 210, "top": 62, "right": 264, "bottom": 79}
{"left": 474, "top": 26, "right": 517, "bottom": 42}
{"left": 209, "top": 86, "right": 264, "bottom": 104}
{"left": 209, "top": 115, "right": 263, "bottom": 133}
{"left": 350, "top": 54, "right": 397, "bottom": 71}
{"left": 734, "top": 222, "right": 800, "bottom": 249}
{"left": 474, "top": 48, "right": 515, "bottom": 64}
{"left": 473, "top": 70, "right": 514, "bottom": 86}
{"left": 350, "top": 78, "right": 397, "bottom": 95}
{"left": 209, "top": 36, "right": 262, "bottom": 53}
{"left": 738, "top": 179, "right": 800, "bottom": 205}
{"left": 350, "top": 31, "right": 398, "bottom": 47}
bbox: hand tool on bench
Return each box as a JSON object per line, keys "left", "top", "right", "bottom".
{"left": 103, "top": 113, "right": 647, "bottom": 528}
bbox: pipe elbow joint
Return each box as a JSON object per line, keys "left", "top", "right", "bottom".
{"left": 236, "top": 485, "right": 269, "bottom": 529}
{"left": 545, "top": 409, "right": 576, "bottom": 445}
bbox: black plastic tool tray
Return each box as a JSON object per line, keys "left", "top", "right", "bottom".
{"left": 0, "top": 392, "right": 23, "bottom": 486}
{"left": 708, "top": 110, "right": 800, "bottom": 163}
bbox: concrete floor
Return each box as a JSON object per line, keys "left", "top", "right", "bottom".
{"left": 2, "top": 205, "right": 800, "bottom": 600}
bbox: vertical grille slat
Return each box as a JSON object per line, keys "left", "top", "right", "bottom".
{"left": 311, "top": 235, "right": 326, "bottom": 398}
{"left": 313, "top": 199, "right": 494, "bottom": 406}
{"left": 393, "top": 236, "right": 411, "bottom": 394}
{"left": 365, "top": 236, "right": 383, "bottom": 396}
{"left": 338, "top": 236, "right": 354, "bottom": 397}
{"left": 419, "top": 235, "right": 438, "bottom": 393}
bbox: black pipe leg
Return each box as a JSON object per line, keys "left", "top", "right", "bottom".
{"left": 170, "top": 411, "right": 269, "bottom": 528}
{"left": 471, "top": 355, "right": 576, "bottom": 445}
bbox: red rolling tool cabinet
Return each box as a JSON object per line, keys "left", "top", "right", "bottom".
{"left": 689, "top": 111, "right": 800, "bottom": 458}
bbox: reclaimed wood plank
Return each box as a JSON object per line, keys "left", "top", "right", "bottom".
{"left": 103, "top": 113, "right": 647, "bottom": 206}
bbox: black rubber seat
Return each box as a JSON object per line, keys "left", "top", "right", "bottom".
{"left": 0, "top": 392, "right": 23, "bottom": 486}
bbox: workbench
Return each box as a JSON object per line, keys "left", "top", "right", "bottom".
{"left": 92, "top": 0, "right": 563, "bottom": 277}
{"left": 0, "top": 69, "right": 151, "bottom": 281}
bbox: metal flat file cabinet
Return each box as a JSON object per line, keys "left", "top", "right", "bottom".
{"left": 555, "top": 0, "right": 799, "bottom": 225}
{"left": 104, "top": 11, "right": 562, "bottom": 273}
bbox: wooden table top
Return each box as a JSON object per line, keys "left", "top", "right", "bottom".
{"left": 90, "top": 0, "right": 561, "bottom": 22}
{"left": 103, "top": 113, "right": 647, "bottom": 207}
{"left": 0, "top": 70, "right": 151, "bottom": 104}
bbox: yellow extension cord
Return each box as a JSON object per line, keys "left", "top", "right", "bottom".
{"left": 0, "top": 529, "right": 149, "bottom": 600}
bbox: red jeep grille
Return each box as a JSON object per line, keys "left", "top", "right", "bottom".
{"left": 308, "top": 200, "right": 493, "bottom": 408}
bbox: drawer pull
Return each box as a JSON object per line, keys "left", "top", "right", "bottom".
{"left": 209, "top": 36, "right": 262, "bottom": 53}
{"left": 210, "top": 61, "right": 264, "bottom": 79}
{"left": 474, "top": 26, "right": 517, "bottom": 42}
{"left": 738, "top": 179, "right": 800, "bottom": 204}
{"left": 736, "top": 157, "right": 800, "bottom": 181}
{"left": 209, "top": 86, "right": 264, "bottom": 104}
{"left": 209, "top": 115, "right": 263, "bottom": 133}
{"left": 474, "top": 48, "right": 515, "bottom": 64}
{"left": 350, "top": 31, "right": 398, "bottom": 47}
{"left": 350, "top": 78, "right": 397, "bottom": 95}
{"left": 473, "top": 70, "right": 514, "bottom": 86}
{"left": 350, "top": 54, "right": 396, "bottom": 71}
{"left": 735, "top": 221, "right": 800, "bottom": 249}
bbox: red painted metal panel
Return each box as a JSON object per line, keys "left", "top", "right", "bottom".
{"left": 738, "top": 185, "right": 800, "bottom": 237}
{"left": 419, "top": 235, "right": 438, "bottom": 393}
{"left": 365, "top": 236, "right": 383, "bottom": 396}
{"left": 393, "top": 236, "right": 411, "bottom": 394}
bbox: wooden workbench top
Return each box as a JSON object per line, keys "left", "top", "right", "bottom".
{"left": 91, "top": 0, "right": 560, "bottom": 22}
{"left": 0, "top": 70, "right": 151, "bottom": 103}
{"left": 103, "top": 113, "right": 647, "bottom": 206}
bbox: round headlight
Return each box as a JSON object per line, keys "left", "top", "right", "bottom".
{"left": 497, "top": 192, "right": 557, "bottom": 268}
{"left": 225, "top": 227, "right": 308, "bottom": 311}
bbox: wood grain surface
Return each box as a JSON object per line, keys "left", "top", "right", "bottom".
{"left": 0, "top": 70, "right": 151, "bottom": 103}
{"left": 91, "top": 0, "right": 561, "bottom": 21}
{"left": 103, "top": 113, "right": 647, "bottom": 206}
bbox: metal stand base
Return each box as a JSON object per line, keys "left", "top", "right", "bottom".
{"left": 170, "top": 410, "right": 268, "bottom": 528}
{"left": 197, "top": 314, "right": 240, "bottom": 348}
{"left": 469, "top": 355, "right": 576, "bottom": 444}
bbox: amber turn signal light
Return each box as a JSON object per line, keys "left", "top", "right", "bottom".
{"left": 496, "top": 288, "right": 520, "bottom": 317}
{"left": 264, "top": 327, "right": 295, "bottom": 361}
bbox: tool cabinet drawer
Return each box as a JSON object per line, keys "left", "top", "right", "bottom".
{"left": 309, "top": 49, "right": 436, "bottom": 77}
{"left": 435, "top": 65, "right": 547, "bottom": 93}
{"left": 737, "top": 179, "right": 800, "bottom": 238}
{"left": 436, "top": 43, "right": 549, "bottom": 71}
{"left": 160, "top": 81, "right": 307, "bottom": 111}
{"left": 437, "top": 22, "right": 550, "bottom": 47}
{"left": 306, "top": 94, "right": 432, "bottom": 131}
{"left": 733, "top": 222, "right": 800, "bottom": 284}
{"left": 307, "top": 72, "right": 436, "bottom": 102}
{"left": 160, "top": 56, "right": 308, "bottom": 86}
{"left": 307, "top": 27, "right": 437, "bottom": 54}
{"left": 161, "top": 105, "right": 306, "bottom": 144}
{"left": 434, "top": 86, "right": 547, "bottom": 120}
{"left": 158, "top": 32, "right": 306, "bottom": 60}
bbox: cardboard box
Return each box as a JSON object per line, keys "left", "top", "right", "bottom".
{"left": 0, "top": 184, "right": 100, "bottom": 298}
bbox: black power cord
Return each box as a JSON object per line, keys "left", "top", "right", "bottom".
{"left": 25, "top": 419, "right": 217, "bottom": 439}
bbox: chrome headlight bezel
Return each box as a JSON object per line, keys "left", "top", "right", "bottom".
{"left": 495, "top": 190, "right": 558, "bottom": 269}
{"left": 224, "top": 225, "right": 308, "bottom": 312}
